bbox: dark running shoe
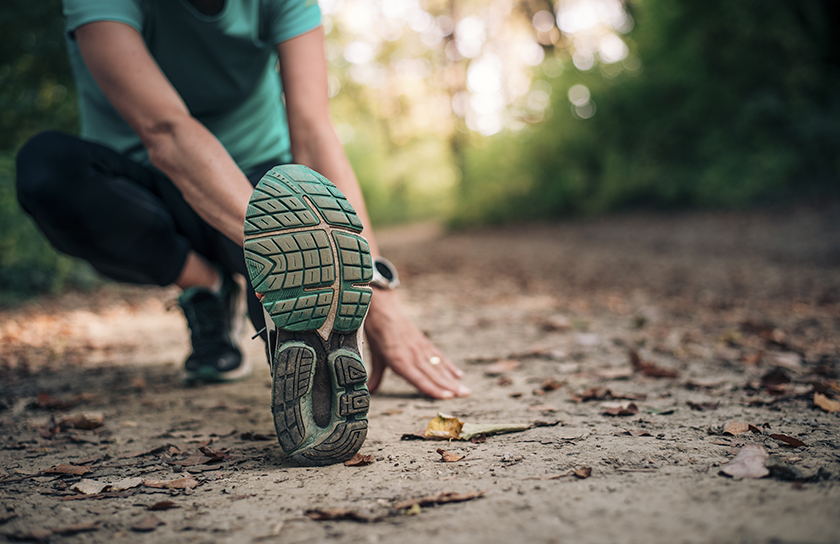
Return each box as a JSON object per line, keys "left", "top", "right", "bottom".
{"left": 244, "top": 165, "right": 372, "bottom": 466}
{"left": 179, "top": 274, "right": 252, "bottom": 383}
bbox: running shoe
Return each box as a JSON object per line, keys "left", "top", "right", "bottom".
{"left": 244, "top": 165, "right": 372, "bottom": 466}
{"left": 179, "top": 273, "right": 251, "bottom": 383}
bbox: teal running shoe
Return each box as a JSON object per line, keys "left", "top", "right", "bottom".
{"left": 244, "top": 165, "right": 372, "bottom": 466}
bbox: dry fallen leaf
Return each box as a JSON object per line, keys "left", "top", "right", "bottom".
{"left": 305, "top": 508, "right": 378, "bottom": 522}
{"left": 814, "top": 392, "right": 840, "bottom": 413}
{"left": 106, "top": 477, "right": 142, "bottom": 491}
{"left": 437, "top": 449, "right": 465, "bottom": 463}
{"left": 769, "top": 434, "right": 807, "bottom": 448}
{"left": 685, "top": 378, "right": 728, "bottom": 390}
{"left": 573, "top": 467, "right": 592, "bottom": 479}
{"left": 624, "top": 430, "right": 652, "bottom": 437}
{"left": 72, "top": 479, "right": 108, "bottom": 495}
{"left": 571, "top": 387, "right": 646, "bottom": 402}
{"left": 687, "top": 401, "right": 720, "bottom": 411}
{"left": 540, "top": 378, "right": 564, "bottom": 392}
{"left": 148, "top": 501, "right": 179, "bottom": 511}
{"left": 393, "top": 490, "right": 485, "bottom": 510}
{"left": 531, "top": 419, "right": 561, "bottom": 427}
{"left": 44, "top": 464, "right": 92, "bottom": 476}
{"left": 602, "top": 402, "right": 639, "bottom": 416}
{"left": 483, "top": 359, "right": 520, "bottom": 376}
{"left": 719, "top": 444, "right": 770, "bottom": 479}
{"left": 571, "top": 386, "right": 612, "bottom": 402}
{"left": 540, "top": 315, "right": 572, "bottom": 332}
{"left": 723, "top": 420, "right": 751, "bottom": 436}
{"left": 131, "top": 514, "right": 164, "bottom": 532}
{"left": 35, "top": 392, "right": 75, "bottom": 410}
{"left": 344, "top": 453, "right": 375, "bottom": 467}
{"left": 169, "top": 453, "right": 212, "bottom": 467}
{"left": 198, "top": 446, "right": 232, "bottom": 462}
{"left": 59, "top": 412, "right": 104, "bottom": 430}
{"left": 143, "top": 477, "right": 199, "bottom": 490}
{"left": 629, "top": 350, "right": 679, "bottom": 378}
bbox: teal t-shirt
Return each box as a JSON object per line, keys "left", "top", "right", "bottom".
{"left": 62, "top": 0, "right": 321, "bottom": 174}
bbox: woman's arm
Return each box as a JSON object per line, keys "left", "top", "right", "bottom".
{"left": 74, "top": 21, "right": 253, "bottom": 245}
{"left": 278, "top": 27, "right": 469, "bottom": 399}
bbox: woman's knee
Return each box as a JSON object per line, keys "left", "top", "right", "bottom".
{"left": 15, "top": 131, "right": 87, "bottom": 212}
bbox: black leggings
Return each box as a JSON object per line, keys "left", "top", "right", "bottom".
{"left": 15, "top": 130, "right": 272, "bottom": 334}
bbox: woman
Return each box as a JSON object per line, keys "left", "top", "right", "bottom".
{"left": 15, "top": 0, "right": 469, "bottom": 465}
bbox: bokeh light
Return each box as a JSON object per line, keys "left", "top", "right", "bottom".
{"left": 319, "top": 0, "right": 629, "bottom": 139}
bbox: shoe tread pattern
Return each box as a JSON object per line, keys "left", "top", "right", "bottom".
{"left": 244, "top": 177, "right": 319, "bottom": 235}
{"left": 266, "top": 165, "right": 363, "bottom": 231}
{"left": 245, "top": 230, "right": 336, "bottom": 331}
{"left": 244, "top": 166, "right": 373, "bottom": 334}
{"left": 271, "top": 345, "right": 314, "bottom": 452}
{"left": 333, "top": 232, "right": 373, "bottom": 332}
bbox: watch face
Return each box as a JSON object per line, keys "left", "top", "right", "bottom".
{"left": 372, "top": 257, "right": 399, "bottom": 289}
{"left": 375, "top": 260, "right": 395, "bottom": 282}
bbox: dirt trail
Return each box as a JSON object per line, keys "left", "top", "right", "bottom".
{"left": 1, "top": 205, "right": 839, "bottom": 544}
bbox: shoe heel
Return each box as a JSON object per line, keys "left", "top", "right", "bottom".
{"left": 273, "top": 345, "right": 369, "bottom": 466}
{"left": 291, "top": 349, "right": 369, "bottom": 465}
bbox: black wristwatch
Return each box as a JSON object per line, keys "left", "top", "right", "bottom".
{"left": 370, "top": 257, "right": 400, "bottom": 290}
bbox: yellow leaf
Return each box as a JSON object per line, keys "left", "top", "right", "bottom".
{"left": 814, "top": 392, "right": 840, "bottom": 413}
{"left": 425, "top": 413, "right": 463, "bottom": 440}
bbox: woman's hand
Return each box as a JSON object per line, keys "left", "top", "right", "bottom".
{"left": 364, "top": 289, "right": 469, "bottom": 399}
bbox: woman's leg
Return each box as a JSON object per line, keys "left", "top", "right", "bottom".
{"left": 16, "top": 131, "right": 195, "bottom": 286}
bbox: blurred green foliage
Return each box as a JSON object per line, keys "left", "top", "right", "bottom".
{"left": 0, "top": 0, "right": 97, "bottom": 300}
{"left": 453, "top": 0, "right": 840, "bottom": 226}
{"left": 0, "top": 0, "right": 78, "bottom": 148}
{"left": 0, "top": 152, "right": 99, "bottom": 302}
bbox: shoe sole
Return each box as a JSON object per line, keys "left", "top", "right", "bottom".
{"left": 243, "top": 165, "right": 372, "bottom": 466}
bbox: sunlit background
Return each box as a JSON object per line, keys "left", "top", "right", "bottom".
{"left": 321, "top": 0, "right": 640, "bottom": 223}
{"left": 1, "top": 0, "right": 838, "bottom": 297}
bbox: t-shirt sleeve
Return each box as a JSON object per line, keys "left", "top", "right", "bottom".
{"left": 265, "top": 0, "right": 321, "bottom": 45}
{"left": 63, "top": 0, "right": 145, "bottom": 34}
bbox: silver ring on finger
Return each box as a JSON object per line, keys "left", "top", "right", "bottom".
{"left": 428, "top": 356, "right": 441, "bottom": 366}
